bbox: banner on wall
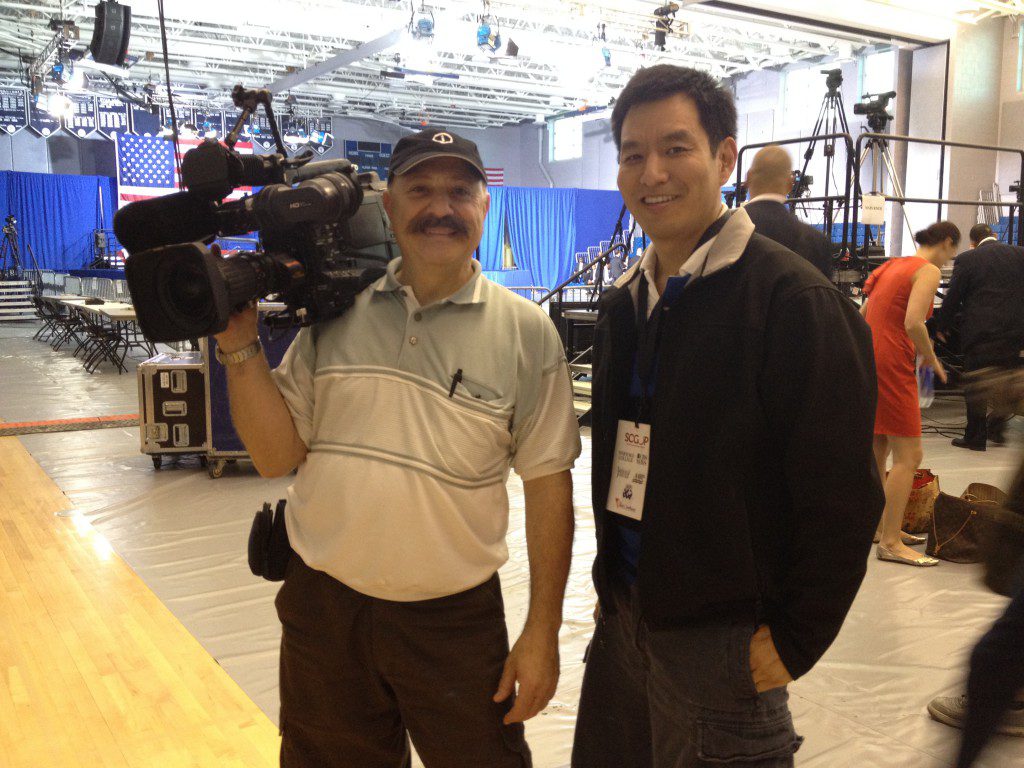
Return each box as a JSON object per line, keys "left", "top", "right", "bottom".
{"left": 344, "top": 140, "right": 392, "bottom": 180}
{"left": 131, "top": 104, "right": 160, "bottom": 136}
{"left": 27, "top": 98, "right": 61, "bottom": 137}
{"left": 160, "top": 105, "right": 196, "bottom": 136}
{"left": 250, "top": 112, "right": 276, "bottom": 150}
{"left": 96, "top": 96, "right": 130, "bottom": 138}
{"left": 195, "top": 110, "right": 224, "bottom": 138}
{"left": 225, "top": 111, "right": 250, "bottom": 142}
{"left": 0, "top": 87, "right": 28, "bottom": 136}
{"left": 64, "top": 94, "right": 97, "bottom": 138}
{"left": 307, "top": 116, "right": 333, "bottom": 155}
{"left": 281, "top": 115, "right": 309, "bottom": 153}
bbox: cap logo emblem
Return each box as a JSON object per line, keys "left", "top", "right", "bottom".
{"left": 432, "top": 132, "right": 455, "bottom": 145}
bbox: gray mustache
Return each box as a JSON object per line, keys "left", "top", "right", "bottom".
{"left": 412, "top": 216, "right": 468, "bottom": 235}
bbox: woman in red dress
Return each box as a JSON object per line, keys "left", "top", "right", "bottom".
{"left": 861, "top": 221, "right": 960, "bottom": 566}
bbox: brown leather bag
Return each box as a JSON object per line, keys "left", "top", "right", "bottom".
{"left": 926, "top": 483, "right": 1007, "bottom": 564}
{"left": 979, "top": 461, "right": 1024, "bottom": 596}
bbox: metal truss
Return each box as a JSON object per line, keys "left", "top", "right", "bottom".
{"left": 0, "top": 0, "right": 1018, "bottom": 130}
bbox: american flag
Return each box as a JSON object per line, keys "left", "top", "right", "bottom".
{"left": 115, "top": 133, "right": 254, "bottom": 208}
{"left": 485, "top": 167, "right": 505, "bottom": 186}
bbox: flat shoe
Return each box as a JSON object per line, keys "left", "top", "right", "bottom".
{"left": 877, "top": 544, "right": 939, "bottom": 567}
{"left": 872, "top": 532, "right": 928, "bottom": 545}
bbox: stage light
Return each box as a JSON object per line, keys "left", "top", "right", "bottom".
{"left": 476, "top": 21, "right": 501, "bottom": 53}
{"left": 410, "top": 2, "right": 435, "bottom": 38}
{"left": 45, "top": 91, "right": 73, "bottom": 120}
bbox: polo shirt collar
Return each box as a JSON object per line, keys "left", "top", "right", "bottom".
{"left": 372, "top": 257, "right": 486, "bottom": 305}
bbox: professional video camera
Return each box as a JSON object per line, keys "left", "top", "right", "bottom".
{"left": 791, "top": 170, "right": 814, "bottom": 199}
{"left": 821, "top": 68, "right": 843, "bottom": 95}
{"left": 2, "top": 215, "right": 16, "bottom": 236}
{"left": 113, "top": 85, "right": 398, "bottom": 343}
{"left": 854, "top": 91, "right": 896, "bottom": 133}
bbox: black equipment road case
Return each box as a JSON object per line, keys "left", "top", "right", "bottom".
{"left": 138, "top": 351, "right": 209, "bottom": 468}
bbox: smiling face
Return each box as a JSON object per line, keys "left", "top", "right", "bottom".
{"left": 616, "top": 94, "right": 737, "bottom": 256}
{"left": 383, "top": 156, "right": 490, "bottom": 272}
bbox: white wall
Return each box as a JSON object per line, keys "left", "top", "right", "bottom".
{"left": 997, "top": 18, "right": 1024, "bottom": 207}
{"left": 944, "top": 18, "right": 1003, "bottom": 239}
{"left": 904, "top": 43, "right": 950, "bottom": 251}
{"left": 467, "top": 116, "right": 619, "bottom": 190}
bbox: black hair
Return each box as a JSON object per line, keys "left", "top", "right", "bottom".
{"left": 914, "top": 220, "right": 961, "bottom": 248}
{"left": 610, "top": 65, "right": 737, "bottom": 154}
{"left": 969, "top": 223, "right": 994, "bottom": 244}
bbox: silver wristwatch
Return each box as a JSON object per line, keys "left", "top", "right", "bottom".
{"left": 215, "top": 338, "right": 262, "bottom": 366}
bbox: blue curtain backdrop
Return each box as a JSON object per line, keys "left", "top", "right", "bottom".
{"left": 504, "top": 187, "right": 578, "bottom": 289}
{"left": 0, "top": 171, "right": 116, "bottom": 270}
{"left": 481, "top": 187, "right": 626, "bottom": 290}
{"left": 478, "top": 185, "right": 507, "bottom": 270}
{"left": 573, "top": 189, "right": 627, "bottom": 259}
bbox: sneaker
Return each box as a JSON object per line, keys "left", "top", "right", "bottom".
{"left": 928, "top": 694, "right": 1024, "bottom": 736}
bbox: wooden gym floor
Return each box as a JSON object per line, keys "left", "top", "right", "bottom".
{"left": 0, "top": 429, "right": 279, "bottom": 767}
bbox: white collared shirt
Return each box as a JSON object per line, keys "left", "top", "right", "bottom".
{"left": 744, "top": 193, "right": 788, "bottom": 205}
{"left": 618, "top": 204, "right": 756, "bottom": 319}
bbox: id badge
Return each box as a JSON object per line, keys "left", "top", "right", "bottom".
{"left": 606, "top": 420, "right": 651, "bottom": 521}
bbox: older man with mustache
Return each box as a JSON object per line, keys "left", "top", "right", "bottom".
{"left": 215, "top": 128, "right": 581, "bottom": 768}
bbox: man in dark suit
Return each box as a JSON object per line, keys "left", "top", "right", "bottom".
{"left": 936, "top": 223, "right": 1024, "bottom": 449}
{"left": 742, "top": 145, "right": 834, "bottom": 279}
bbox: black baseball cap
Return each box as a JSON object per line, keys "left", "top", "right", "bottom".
{"left": 388, "top": 128, "right": 488, "bottom": 184}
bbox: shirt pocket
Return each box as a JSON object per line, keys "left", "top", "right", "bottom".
{"left": 457, "top": 371, "right": 505, "bottom": 403}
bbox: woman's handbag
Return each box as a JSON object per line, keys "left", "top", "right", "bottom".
{"left": 979, "top": 460, "right": 1024, "bottom": 596}
{"left": 926, "top": 483, "right": 1007, "bottom": 564}
{"left": 902, "top": 469, "right": 939, "bottom": 534}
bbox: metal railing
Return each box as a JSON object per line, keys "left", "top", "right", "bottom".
{"left": 850, "top": 133, "right": 1024, "bottom": 250}
{"left": 734, "top": 131, "right": 855, "bottom": 254}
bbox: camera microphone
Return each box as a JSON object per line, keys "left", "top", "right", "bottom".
{"left": 113, "top": 192, "right": 220, "bottom": 254}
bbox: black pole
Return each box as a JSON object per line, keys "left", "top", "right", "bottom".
{"left": 936, "top": 41, "right": 951, "bottom": 222}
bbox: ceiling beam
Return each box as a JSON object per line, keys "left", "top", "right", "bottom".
{"left": 266, "top": 28, "right": 405, "bottom": 95}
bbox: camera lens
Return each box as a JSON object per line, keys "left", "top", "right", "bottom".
{"left": 155, "top": 253, "right": 215, "bottom": 333}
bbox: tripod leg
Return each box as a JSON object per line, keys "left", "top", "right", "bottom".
{"left": 881, "top": 145, "right": 914, "bottom": 239}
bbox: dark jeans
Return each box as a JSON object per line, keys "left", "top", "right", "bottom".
{"left": 958, "top": 571, "right": 1024, "bottom": 768}
{"left": 963, "top": 350, "right": 1020, "bottom": 446}
{"left": 571, "top": 575, "right": 802, "bottom": 767}
{"left": 275, "top": 557, "right": 531, "bottom": 768}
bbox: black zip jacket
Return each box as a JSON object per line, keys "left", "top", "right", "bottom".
{"left": 590, "top": 231, "right": 884, "bottom": 680}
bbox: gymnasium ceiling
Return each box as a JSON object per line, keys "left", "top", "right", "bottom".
{"left": 0, "top": 1, "right": 1019, "bottom": 130}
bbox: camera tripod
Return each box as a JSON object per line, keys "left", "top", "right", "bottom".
{"left": 796, "top": 70, "right": 850, "bottom": 233}
{"left": 0, "top": 216, "right": 41, "bottom": 282}
{"left": 857, "top": 119, "right": 914, "bottom": 254}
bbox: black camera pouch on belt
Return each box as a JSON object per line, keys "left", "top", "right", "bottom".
{"left": 248, "top": 499, "right": 293, "bottom": 581}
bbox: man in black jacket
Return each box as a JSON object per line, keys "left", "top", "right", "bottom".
{"left": 571, "top": 65, "right": 884, "bottom": 768}
{"left": 743, "top": 144, "right": 834, "bottom": 280}
{"left": 935, "top": 223, "right": 1024, "bottom": 450}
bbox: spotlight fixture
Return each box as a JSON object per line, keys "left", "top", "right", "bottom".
{"left": 476, "top": 20, "right": 501, "bottom": 53}
{"left": 652, "top": 2, "right": 680, "bottom": 51}
{"left": 410, "top": 1, "right": 435, "bottom": 38}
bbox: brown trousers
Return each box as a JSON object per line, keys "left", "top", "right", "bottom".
{"left": 275, "top": 556, "right": 531, "bottom": 768}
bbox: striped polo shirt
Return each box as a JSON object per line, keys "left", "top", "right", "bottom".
{"left": 272, "top": 257, "right": 581, "bottom": 601}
